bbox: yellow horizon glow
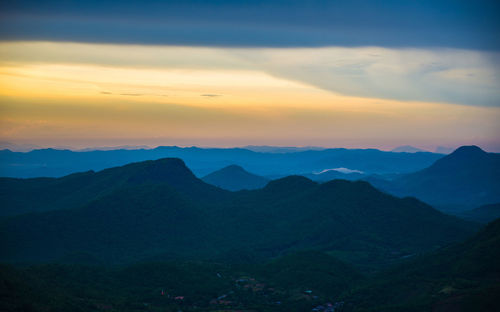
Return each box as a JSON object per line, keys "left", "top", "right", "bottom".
{"left": 0, "top": 41, "right": 499, "bottom": 150}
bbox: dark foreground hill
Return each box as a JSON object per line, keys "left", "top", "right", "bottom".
{"left": 0, "top": 158, "right": 475, "bottom": 268}
{"left": 1, "top": 219, "right": 498, "bottom": 312}
{"left": 202, "top": 165, "right": 269, "bottom": 191}
{"left": 0, "top": 251, "right": 362, "bottom": 312}
{"left": 0, "top": 158, "right": 228, "bottom": 217}
{"left": 342, "top": 217, "right": 500, "bottom": 311}
{"left": 368, "top": 146, "right": 500, "bottom": 211}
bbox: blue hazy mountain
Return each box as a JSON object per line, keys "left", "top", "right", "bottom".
{"left": 368, "top": 146, "right": 500, "bottom": 211}
{"left": 0, "top": 158, "right": 474, "bottom": 268}
{"left": 0, "top": 146, "right": 443, "bottom": 178}
{"left": 391, "top": 145, "right": 428, "bottom": 153}
{"left": 202, "top": 165, "right": 269, "bottom": 191}
{"left": 242, "top": 145, "right": 325, "bottom": 153}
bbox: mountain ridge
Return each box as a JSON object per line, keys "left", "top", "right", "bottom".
{"left": 0, "top": 157, "right": 476, "bottom": 268}
{"left": 368, "top": 145, "right": 500, "bottom": 211}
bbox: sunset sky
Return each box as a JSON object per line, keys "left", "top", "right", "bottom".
{"left": 1, "top": 0, "right": 499, "bottom": 152}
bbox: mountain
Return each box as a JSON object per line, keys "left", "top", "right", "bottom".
{"left": 369, "top": 146, "right": 500, "bottom": 211}
{"left": 0, "top": 158, "right": 476, "bottom": 267}
{"left": 0, "top": 158, "right": 228, "bottom": 217}
{"left": 391, "top": 145, "right": 427, "bottom": 153}
{"left": 0, "top": 141, "right": 41, "bottom": 152}
{"left": 202, "top": 165, "right": 269, "bottom": 191}
{"left": 459, "top": 203, "right": 500, "bottom": 224}
{"left": 77, "top": 145, "right": 152, "bottom": 152}
{"left": 0, "top": 146, "right": 443, "bottom": 178}
{"left": 228, "top": 178, "right": 474, "bottom": 268}
{"left": 342, "top": 217, "right": 500, "bottom": 311}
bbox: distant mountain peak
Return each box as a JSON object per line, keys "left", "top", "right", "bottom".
{"left": 426, "top": 145, "right": 490, "bottom": 172}
{"left": 381, "top": 144, "right": 500, "bottom": 208}
{"left": 202, "top": 164, "right": 269, "bottom": 191}
{"left": 391, "top": 145, "right": 427, "bottom": 153}
{"left": 450, "top": 145, "right": 486, "bottom": 156}
{"left": 124, "top": 157, "right": 197, "bottom": 185}
{"left": 219, "top": 164, "right": 245, "bottom": 172}
{"left": 140, "top": 157, "right": 190, "bottom": 172}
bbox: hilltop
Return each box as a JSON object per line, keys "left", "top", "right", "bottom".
{"left": 202, "top": 165, "right": 269, "bottom": 191}
{"left": 369, "top": 146, "right": 500, "bottom": 211}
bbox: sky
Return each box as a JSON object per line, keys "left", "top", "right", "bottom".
{"left": 0, "top": 0, "right": 499, "bottom": 152}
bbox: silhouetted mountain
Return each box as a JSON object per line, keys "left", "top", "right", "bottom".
{"left": 459, "top": 203, "right": 500, "bottom": 224}
{"left": 0, "top": 158, "right": 227, "bottom": 216}
{"left": 202, "top": 165, "right": 269, "bottom": 191}
{"left": 0, "top": 159, "right": 475, "bottom": 267}
{"left": 391, "top": 145, "right": 427, "bottom": 153}
{"left": 343, "top": 217, "right": 500, "bottom": 311}
{"left": 0, "top": 146, "right": 443, "bottom": 178}
{"left": 369, "top": 146, "right": 500, "bottom": 211}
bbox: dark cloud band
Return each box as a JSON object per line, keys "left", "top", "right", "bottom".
{"left": 0, "top": 0, "right": 499, "bottom": 50}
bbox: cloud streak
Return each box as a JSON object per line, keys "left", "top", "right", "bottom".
{"left": 1, "top": 42, "right": 498, "bottom": 107}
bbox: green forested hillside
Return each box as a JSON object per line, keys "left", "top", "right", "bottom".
{"left": 1, "top": 159, "right": 475, "bottom": 269}
{"left": 1, "top": 218, "right": 498, "bottom": 312}
{"left": 0, "top": 158, "right": 229, "bottom": 216}
{"left": 0, "top": 157, "right": 495, "bottom": 311}
{"left": 342, "top": 218, "right": 500, "bottom": 311}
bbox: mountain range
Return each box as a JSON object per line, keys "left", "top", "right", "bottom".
{"left": 0, "top": 146, "right": 443, "bottom": 178}
{"left": 0, "top": 158, "right": 475, "bottom": 268}
{"left": 1, "top": 147, "right": 498, "bottom": 311}
{"left": 368, "top": 146, "right": 500, "bottom": 211}
{"left": 391, "top": 145, "right": 428, "bottom": 153}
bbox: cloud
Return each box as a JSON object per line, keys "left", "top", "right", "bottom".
{"left": 0, "top": 0, "right": 499, "bottom": 50}
{"left": 201, "top": 94, "right": 221, "bottom": 97}
{"left": 1, "top": 42, "right": 498, "bottom": 107}
{"left": 243, "top": 47, "right": 500, "bottom": 106}
{"left": 315, "top": 168, "right": 364, "bottom": 175}
{"left": 120, "top": 93, "right": 143, "bottom": 96}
